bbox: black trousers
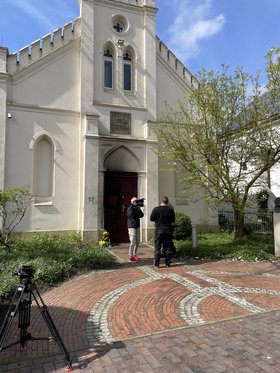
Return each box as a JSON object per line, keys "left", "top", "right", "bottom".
{"left": 154, "top": 230, "right": 173, "bottom": 266}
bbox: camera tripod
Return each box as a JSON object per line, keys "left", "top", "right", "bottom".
{"left": 0, "top": 269, "right": 73, "bottom": 371}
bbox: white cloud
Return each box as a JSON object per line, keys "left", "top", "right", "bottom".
{"left": 166, "top": 0, "right": 225, "bottom": 63}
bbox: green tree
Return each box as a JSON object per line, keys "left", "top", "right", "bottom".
{"left": 156, "top": 48, "right": 280, "bottom": 240}
{"left": 0, "top": 186, "right": 33, "bottom": 249}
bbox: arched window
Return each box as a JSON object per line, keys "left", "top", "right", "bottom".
{"left": 33, "top": 136, "right": 54, "bottom": 202}
{"left": 104, "top": 47, "right": 114, "bottom": 89}
{"left": 123, "top": 50, "right": 133, "bottom": 92}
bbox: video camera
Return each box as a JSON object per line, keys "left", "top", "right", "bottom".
{"left": 13, "top": 265, "right": 35, "bottom": 284}
{"left": 135, "top": 198, "right": 145, "bottom": 207}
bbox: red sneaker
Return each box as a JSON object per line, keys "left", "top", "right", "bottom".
{"left": 133, "top": 256, "right": 139, "bottom": 261}
{"left": 129, "top": 257, "right": 137, "bottom": 263}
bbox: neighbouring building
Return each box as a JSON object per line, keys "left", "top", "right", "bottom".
{"left": 0, "top": 0, "right": 218, "bottom": 243}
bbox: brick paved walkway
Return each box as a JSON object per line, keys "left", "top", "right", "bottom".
{"left": 1, "top": 245, "right": 280, "bottom": 372}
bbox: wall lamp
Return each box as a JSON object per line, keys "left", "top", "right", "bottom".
{"left": 7, "top": 113, "right": 12, "bottom": 119}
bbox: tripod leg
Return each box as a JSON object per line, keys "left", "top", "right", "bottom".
{"left": 31, "top": 286, "right": 73, "bottom": 371}
{"left": 0, "top": 285, "right": 25, "bottom": 351}
{"left": 1, "top": 279, "right": 73, "bottom": 371}
{"left": 18, "top": 295, "right": 32, "bottom": 351}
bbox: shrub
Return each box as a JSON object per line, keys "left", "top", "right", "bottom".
{"left": 0, "top": 233, "right": 117, "bottom": 299}
{"left": 0, "top": 186, "right": 33, "bottom": 249}
{"left": 173, "top": 212, "right": 192, "bottom": 240}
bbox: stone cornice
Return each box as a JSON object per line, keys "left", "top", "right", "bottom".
{"left": 91, "top": 100, "right": 147, "bottom": 111}
{"left": 7, "top": 102, "right": 80, "bottom": 116}
{"left": 84, "top": 133, "right": 157, "bottom": 144}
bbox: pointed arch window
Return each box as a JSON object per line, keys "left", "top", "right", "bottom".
{"left": 33, "top": 136, "right": 54, "bottom": 202}
{"left": 123, "top": 51, "right": 133, "bottom": 92}
{"left": 104, "top": 47, "right": 114, "bottom": 89}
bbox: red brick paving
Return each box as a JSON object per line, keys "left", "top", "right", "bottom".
{"left": 1, "top": 245, "right": 280, "bottom": 372}
{"left": 110, "top": 278, "right": 188, "bottom": 339}
{"left": 237, "top": 293, "right": 280, "bottom": 310}
{"left": 199, "top": 294, "right": 251, "bottom": 322}
{"left": 211, "top": 273, "right": 280, "bottom": 291}
{"left": 0, "top": 266, "right": 147, "bottom": 362}
{"left": 181, "top": 272, "right": 214, "bottom": 287}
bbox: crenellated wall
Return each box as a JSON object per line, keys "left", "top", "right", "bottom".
{"left": 110, "top": 0, "right": 155, "bottom": 6}
{"left": 6, "top": 12, "right": 193, "bottom": 89}
{"left": 156, "top": 36, "right": 197, "bottom": 87}
{"left": 7, "top": 18, "right": 81, "bottom": 75}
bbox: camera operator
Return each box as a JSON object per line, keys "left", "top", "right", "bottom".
{"left": 127, "top": 197, "right": 144, "bottom": 262}
{"left": 150, "top": 196, "right": 175, "bottom": 268}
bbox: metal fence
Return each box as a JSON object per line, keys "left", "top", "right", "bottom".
{"left": 218, "top": 210, "right": 273, "bottom": 233}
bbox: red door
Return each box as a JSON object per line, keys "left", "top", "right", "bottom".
{"left": 104, "top": 172, "right": 138, "bottom": 243}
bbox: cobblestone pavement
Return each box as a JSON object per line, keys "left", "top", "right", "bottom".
{"left": 1, "top": 245, "right": 280, "bottom": 372}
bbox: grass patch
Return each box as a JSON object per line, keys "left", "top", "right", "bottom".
{"left": 175, "top": 232, "right": 276, "bottom": 261}
{"left": 0, "top": 233, "right": 117, "bottom": 299}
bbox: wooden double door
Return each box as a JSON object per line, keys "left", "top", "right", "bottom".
{"left": 104, "top": 172, "right": 138, "bottom": 243}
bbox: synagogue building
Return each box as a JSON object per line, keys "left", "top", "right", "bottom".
{"left": 0, "top": 0, "right": 218, "bottom": 242}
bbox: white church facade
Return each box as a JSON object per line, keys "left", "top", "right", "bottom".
{"left": 0, "top": 0, "right": 218, "bottom": 243}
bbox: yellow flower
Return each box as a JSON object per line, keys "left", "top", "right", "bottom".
{"left": 99, "top": 230, "right": 110, "bottom": 247}
{"left": 102, "top": 230, "right": 109, "bottom": 238}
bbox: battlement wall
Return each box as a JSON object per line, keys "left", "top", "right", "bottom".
{"left": 111, "top": 0, "right": 155, "bottom": 6}
{"left": 7, "top": 18, "right": 81, "bottom": 75}
{"left": 156, "top": 37, "right": 197, "bottom": 88}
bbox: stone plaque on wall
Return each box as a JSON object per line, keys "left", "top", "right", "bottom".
{"left": 110, "top": 112, "right": 131, "bottom": 134}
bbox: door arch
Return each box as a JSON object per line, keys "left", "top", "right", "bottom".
{"left": 102, "top": 144, "right": 142, "bottom": 243}
{"left": 104, "top": 172, "right": 137, "bottom": 243}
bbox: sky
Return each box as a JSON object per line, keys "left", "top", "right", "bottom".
{"left": 1, "top": 0, "right": 280, "bottom": 84}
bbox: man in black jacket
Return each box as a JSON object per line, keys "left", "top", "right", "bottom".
{"left": 127, "top": 197, "right": 144, "bottom": 262}
{"left": 150, "top": 196, "right": 175, "bottom": 268}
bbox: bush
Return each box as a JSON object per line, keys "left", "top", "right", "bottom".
{"left": 0, "top": 186, "right": 33, "bottom": 249}
{"left": 173, "top": 212, "right": 192, "bottom": 240}
{"left": 0, "top": 233, "right": 117, "bottom": 299}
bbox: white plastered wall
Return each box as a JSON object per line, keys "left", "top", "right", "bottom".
{"left": 5, "top": 42, "right": 81, "bottom": 233}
